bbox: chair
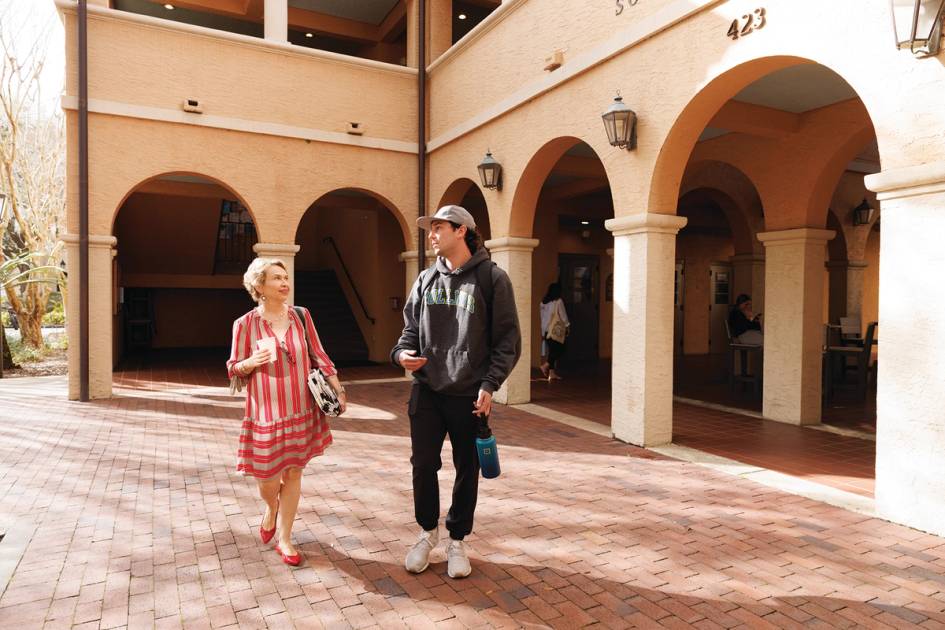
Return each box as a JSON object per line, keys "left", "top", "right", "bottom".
{"left": 724, "top": 319, "right": 763, "bottom": 397}
{"left": 827, "top": 321, "right": 877, "bottom": 399}
{"left": 839, "top": 316, "right": 863, "bottom": 347}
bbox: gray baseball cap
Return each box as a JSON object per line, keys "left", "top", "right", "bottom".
{"left": 417, "top": 205, "right": 476, "bottom": 231}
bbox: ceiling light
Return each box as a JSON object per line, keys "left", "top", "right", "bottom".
{"left": 458, "top": 13, "right": 467, "bottom": 20}
{"left": 305, "top": 32, "right": 314, "bottom": 38}
{"left": 581, "top": 221, "right": 589, "bottom": 225}
{"left": 163, "top": 3, "right": 174, "bottom": 9}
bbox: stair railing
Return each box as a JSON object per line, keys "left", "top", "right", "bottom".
{"left": 322, "top": 237, "right": 375, "bottom": 325}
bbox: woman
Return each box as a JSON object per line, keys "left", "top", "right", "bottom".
{"left": 728, "top": 293, "right": 763, "bottom": 346}
{"left": 227, "top": 258, "right": 347, "bottom": 566}
{"left": 539, "top": 282, "right": 569, "bottom": 381}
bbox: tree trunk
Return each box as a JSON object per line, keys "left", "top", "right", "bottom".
{"left": 1, "top": 329, "right": 15, "bottom": 371}
{"left": 19, "top": 311, "right": 44, "bottom": 348}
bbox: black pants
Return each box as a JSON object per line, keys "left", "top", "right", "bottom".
{"left": 408, "top": 383, "right": 480, "bottom": 540}
{"left": 546, "top": 339, "right": 565, "bottom": 371}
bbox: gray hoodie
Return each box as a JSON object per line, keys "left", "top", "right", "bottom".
{"left": 391, "top": 247, "right": 522, "bottom": 396}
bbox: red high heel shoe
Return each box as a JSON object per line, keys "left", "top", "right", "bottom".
{"left": 259, "top": 504, "right": 277, "bottom": 544}
{"left": 275, "top": 544, "right": 301, "bottom": 566}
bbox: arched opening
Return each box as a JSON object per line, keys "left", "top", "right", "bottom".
{"left": 294, "top": 188, "right": 408, "bottom": 371}
{"left": 508, "top": 138, "right": 614, "bottom": 406}
{"left": 436, "top": 178, "right": 492, "bottom": 241}
{"left": 112, "top": 173, "right": 259, "bottom": 383}
{"left": 652, "top": 59, "right": 880, "bottom": 498}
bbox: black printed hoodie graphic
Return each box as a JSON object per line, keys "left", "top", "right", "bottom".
{"left": 390, "top": 247, "right": 522, "bottom": 396}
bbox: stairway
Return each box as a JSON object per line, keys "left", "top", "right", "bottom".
{"left": 294, "top": 270, "right": 370, "bottom": 365}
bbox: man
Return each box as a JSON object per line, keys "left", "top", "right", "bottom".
{"left": 391, "top": 204, "right": 521, "bottom": 579}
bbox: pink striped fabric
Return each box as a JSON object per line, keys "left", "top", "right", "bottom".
{"left": 227, "top": 307, "right": 337, "bottom": 479}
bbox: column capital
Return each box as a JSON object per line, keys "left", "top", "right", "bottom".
{"left": 866, "top": 159, "right": 945, "bottom": 201}
{"left": 605, "top": 213, "right": 687, "bottom": 237}
{"left": 62, "top": 234, "right": 117, "bottom": 249}
{"left": 757, "top": 228, "right": 834, "bottom": 247}
{"left": 398, "top": 249, "right": 434, "bottom": 262}
{"left": 253, "top": 242, "right": 300, "bottom": 256}
{"left": 825, "top": 260, "right": 851, "bottom": 270}
{"left": 484, "top": 237, "right": 539, "bottom": 253}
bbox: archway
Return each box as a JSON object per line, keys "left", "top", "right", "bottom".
{"left": 508, "top": 138, "right": 615, "bottom": 407}
{"left": 651, "top": 58, "right": 880, "bottom": 497}
{"left": 294, "top": 188, "right": 408, "bottom": 367}
{"left": 112, "top": 173, "right": 259, "bottom": 384}
{"left": 436, "top": 178, "right": 492, "bottom": 241}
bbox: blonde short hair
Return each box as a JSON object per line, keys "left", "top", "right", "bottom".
{"left": 243, "top": 258, "right": 287, "bottom": 303}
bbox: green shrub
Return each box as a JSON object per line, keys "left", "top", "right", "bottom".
{"left": 43, "top": 303, "right": 66, "bottom": 326}
{"left": 0, "top": 311, "right": 11, "bottom": 328}
{"left": 8, "top": 337, "right": 43, "bottom": 364}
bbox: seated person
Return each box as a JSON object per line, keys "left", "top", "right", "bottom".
{"left": 728, "top": 294, "right": 763, "bottom": 346}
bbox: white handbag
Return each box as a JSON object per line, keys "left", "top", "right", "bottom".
{"left": 294, "top": 307, "right": 342, "bottom": 417}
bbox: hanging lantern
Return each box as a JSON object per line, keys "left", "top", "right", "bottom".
{"left": 890, "top": 0, "right": 945, "bottom": 56}
{"left": 477, "top": 150, "right": 502, "bottom": 190}
{"left": 601, "top": 93, "right": 637, "bottom": 150}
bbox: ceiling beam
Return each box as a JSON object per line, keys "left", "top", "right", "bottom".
{"left": 545, "top": 177, "right": 610, "bottom": 201}
{"left": 151, "top": 0, "right": 253, "bottom": 19}
{"left": 378, "top": 2, "right": 407, "bottom": 42}
{"left": 708, "top": 100, "right": 801, "bottom": 139}
{"left": 287, "top": 8, "right": 378, "bottom": 42}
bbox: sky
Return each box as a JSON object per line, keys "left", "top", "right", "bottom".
{"left": 1, "top": 0, "right": 66, "bottom": 113}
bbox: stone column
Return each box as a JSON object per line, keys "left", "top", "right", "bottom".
{"left": 428, "top": 0, "right": 453, "bottom": 63}
{"left": 605, "top": 213, "right": 688, "bottom": 446}
{"left": 866, "top": 161, "right": 945, "bottom": 537}
{"left": 826, "top": 260, "right": 849, "bottom": 324}
{"left": 484, "top": 237, "right": 539, "bottom": 405}
{"left": 264, "top": 0, "right": 288, "bottom": 42}
{"left": 730, "top": 253, "right": 765, "bottom": 312}
{"left": 63, "top": 234, "right": 117, "bottom": 400}
{"left": 253, "top": 243, "right": 300, "bottom": 303}
{"left": 845, "top": 260, "right": 868, "bottom": 325}
{"left": 756, "top": 229, "right": 834, "bottom": 425}
{"left": 405, "top": 0, "right": 419, "bottom": 68}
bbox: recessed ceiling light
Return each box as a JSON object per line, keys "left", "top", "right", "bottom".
{"left": 163, "top": 3, "right": 174, "bottom": 9}
{"left": 305, "top": 32, "right": 314, "bottom": 38}
{"left": 458, "top": 13, "right": 467, "bottom": 20}
{"left": 581, "top": 221, "right": 590, "bottom": 225}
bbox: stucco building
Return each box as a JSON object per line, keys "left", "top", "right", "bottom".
{"left": 57, "top": 0, "right": 945, "bottom": 539}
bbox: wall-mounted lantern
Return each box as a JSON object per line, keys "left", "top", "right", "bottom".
{"left": 477, "top": 150, "right": 502, "bottom": 190}
{"left": 602, "top": 92, "right": 637, "bottom": 150}
{"left": 853, "top": 199, "right": 875, "bottom": 226}
{"left": 890, "top": 0, "right": 945, "bottom": 56}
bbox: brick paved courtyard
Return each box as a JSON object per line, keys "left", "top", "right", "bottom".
{"left": 1, "top": 375, "right": 944, "bottom": 629}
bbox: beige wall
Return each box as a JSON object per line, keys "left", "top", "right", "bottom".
{"left": 151, "top": 289, "right": 252, "bottom": 348}
{"left": 64, "top": 9, "right": 417, "bottom": 144}
{"left": 116, "top": 192, "right": 221, "bottom": 275}
{"left": 676, "top": 233, "right": 735, "bottom": 355}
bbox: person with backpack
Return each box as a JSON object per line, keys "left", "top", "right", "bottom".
{"left": 391, "top": 204, "right": 521, "bottom": 579}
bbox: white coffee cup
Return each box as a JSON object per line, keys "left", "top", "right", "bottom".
{"left": 256, "top": 337, "right": 277, "bottom": 363}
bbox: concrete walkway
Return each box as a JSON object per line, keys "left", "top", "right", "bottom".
{"left": 1, "top": 375, "right": 943, "bottom": 629}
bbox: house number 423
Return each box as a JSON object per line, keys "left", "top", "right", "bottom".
{"left": 727, "top": 8, "right": 766, "bottom": 40}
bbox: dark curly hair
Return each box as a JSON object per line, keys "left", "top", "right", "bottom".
{"left": 449, "top": 221, "right": 484, "bottom": 255}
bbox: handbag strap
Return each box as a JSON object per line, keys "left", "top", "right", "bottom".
{"left": 292, "top": 306, "right": 317, "bottom": 368}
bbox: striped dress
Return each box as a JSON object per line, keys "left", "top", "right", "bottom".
{"left": 227, "top": 307, "right": 335, "bottom": 479}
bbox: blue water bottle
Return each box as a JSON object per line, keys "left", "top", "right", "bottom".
{"left": 476, "top": 416, "right": 501, "bottom": 479}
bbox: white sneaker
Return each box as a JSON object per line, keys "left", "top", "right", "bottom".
{"left": 446, "top": 538, "right": 471, "bottom": 578}
{"left": 405, "top": 528, "right": 438, "bottom": 574}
